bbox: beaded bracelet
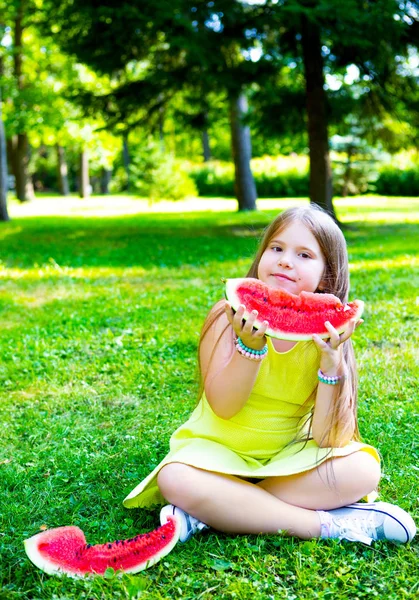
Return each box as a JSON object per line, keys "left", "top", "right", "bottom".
{"left": 235, "top": 337, "right": 268, "bottom": 361}
{"left": 317, "top": 369, "right": 342, "bottom": 385}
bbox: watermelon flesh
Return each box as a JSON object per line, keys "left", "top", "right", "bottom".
{"left": 225, "top": 278, "right": 364, "bottom": 341}
{"left": 24, "top": 515, "right": 180, "bottom": 578}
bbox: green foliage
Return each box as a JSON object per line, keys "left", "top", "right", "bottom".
{"left": 189, "top": 156, "right": 309, "bottom": 198}
{"left": 189, "top": 154, "right": 419, "bottom": 198}
{"left": 0, "top": 196, "right": 418, "bottom": 598}
{"left": 189, "top": 161, "right": 235, "bottom": 196}
{"left": 332, "top": 159, "right": 377, "bottom": 196}
{"left": 374, "top": 166, "right": 419, "bottom": 197}
{"left": 129, "top": 143, "right": 197, "bottom": 201}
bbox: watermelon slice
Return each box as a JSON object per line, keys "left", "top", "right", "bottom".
{"left": 24, "top": 515, "right": 180, "bottom": 578}
{"left": 225, "top": 278, "right": 364, "bottom": 341}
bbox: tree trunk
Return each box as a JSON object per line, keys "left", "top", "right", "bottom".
{"left": 202, "top": 129, "right": 211, "bottom": 162}
{"left": 56, "top": 144, "right": 70, "bottom": 195}
{"left": 100, "top": 168, "right": 112, "bottom": 194}
{"left": 13, "top": 0, "right": 33, "bottom": 203}
{"left": 229, "top": 91, "right": 257, "bottom": 211}
{"left": 300, "top": 14, "right": 335, "bottom": 218}
{"left": 15, "top": 133, "right": 33, "bottom": 202}
{"left": 342, "top": 145, "right": 355, "bottom": 197}
{"left": 79, "top": 149, "right": 90, "bottom": 198}
{"left": 122, "top": 134, "right": 130, "bottom": 191}
{"left": 0, "top": 78, "right": 10, "bottom": 221}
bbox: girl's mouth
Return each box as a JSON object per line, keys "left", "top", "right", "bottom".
{"left": 272, "top": 273, "right": 295, "bottom": 282}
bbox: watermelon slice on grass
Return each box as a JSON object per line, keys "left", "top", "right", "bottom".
{"left": 225, "top": 278, "right": 364, "bottom": 341}
{"left": 24, "top": 515, "right": 180, "bottom": 578}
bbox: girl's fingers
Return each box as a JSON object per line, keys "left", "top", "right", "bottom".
{"left": 339, "top": 318, "right": 359, "bottom": 343}
{"left": 232, "top": 304, "right": 252, "bottom": 335}
{"left": 324, "top": 321, "right": 340, "bottom": 348}
{"left": 225, "top": 301, "right": 234, "bottom": 324}
{"left": 225, "top": 303, "right": 268, "bottom": 339}
{"left": 243, "top": 309, "right": 259, "bottom": 334}
{"left": 257, "top": 320, "right": 269, "bottom": 337}
{"left": 244, "top": 311, "right": 269, "bottom": 338}
{"left": 312, "top": 334, "right": 329, "bottom": 350}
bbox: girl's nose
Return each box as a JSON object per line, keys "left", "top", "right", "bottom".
{"left": 278, "top": 253, "right": 293, "bottom": 268}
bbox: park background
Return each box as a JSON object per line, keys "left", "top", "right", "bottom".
{"left": 1, "top": 1, "right": 419, "bottom": 599}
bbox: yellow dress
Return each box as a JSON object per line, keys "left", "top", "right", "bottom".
{"left": 123, "top": 338, "right": 379, "bottom": 509}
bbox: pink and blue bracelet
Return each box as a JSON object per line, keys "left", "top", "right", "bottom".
{"left": 317, "top": 369, "right": 342, "bottom": 385}
{"left": 235, "top": 337, "right": 268, "bottom": 361}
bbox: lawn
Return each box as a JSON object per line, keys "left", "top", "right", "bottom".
{"left": 1, "top": 195, "right": 418, "bottom": 599}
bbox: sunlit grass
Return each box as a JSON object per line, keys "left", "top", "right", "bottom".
{"left": 0, "top": 195, "right": 418, "bottom": 599}
{"left": 7, "top": 193, "right": 419, "bottom": 222}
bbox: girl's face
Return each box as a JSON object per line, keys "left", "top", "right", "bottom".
{"left": 257, "top": 220, "right": 326, "bottom": 295}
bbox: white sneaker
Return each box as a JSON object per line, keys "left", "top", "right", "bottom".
{"left": 160, "top": 505, "right": 209, "bottom": 543}
{"left": 327, "top": 502, "right": 416, "bottom": 545}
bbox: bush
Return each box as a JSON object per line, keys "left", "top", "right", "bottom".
{"left": 130, "top": 144, "right": 198, "bottom": 201}
{"left": 331, "top": 160, "right": 375, "bottom": 196}
{"left": 189, "top": 156, "right": 309, "bottom": 198}
{"left": 374, "top": 166, "right": 419, "bottom": 196}
{"left": 189, "top": 162, "right": 235, "bottom": 196}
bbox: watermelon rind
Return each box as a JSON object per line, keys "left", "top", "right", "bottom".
{"left": 225, "top": 277, "right": 364, "bottom": 341}
{"left": 24, "top": 515, "right": 181, "bottom": 578}
{"left": 24, "top": 526, "right": 87, "bottom": 578}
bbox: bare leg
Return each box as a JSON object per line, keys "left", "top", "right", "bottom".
{"left": 158, "top": 462, "right": 321, "bottom": 539}
{"left": 257, "top": 451, "right": 381, "bottom": 510}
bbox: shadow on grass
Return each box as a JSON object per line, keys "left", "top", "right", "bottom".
{"left": 0, "top": 213, "right": 418, "bottom": 271}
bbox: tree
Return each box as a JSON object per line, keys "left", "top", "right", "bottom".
{"left": 40, "top": 0, "right": 419, "bottom": 213}
{"left": 246, "top": 0, "right": 417, "bottom": 215}
{"left": 0, "top": 54, "right": 10, "bottom": 221}
{"left": 1, "top": 8, "right": 123, "bottom": 199}
{"left": 41, "top": 0, "right": 273, "bottom": 210}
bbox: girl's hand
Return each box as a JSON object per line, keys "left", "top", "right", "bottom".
{"left": 225, "top": 301, "right": 269, "bottom": 351}
{"left": 312, "top": 318, "right": 363, "bottom": 375}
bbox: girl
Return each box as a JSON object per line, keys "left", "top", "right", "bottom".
{"left": 124, "top": 205, "right": 416, "bottom": 545}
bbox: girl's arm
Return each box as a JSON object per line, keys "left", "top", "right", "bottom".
{"left": 200, "top": 300, "right": 268, "bottom": 419}
{"left": 311, "top": 320, "right": 359, "bottom": 447}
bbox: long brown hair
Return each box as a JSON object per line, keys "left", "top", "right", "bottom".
{"left": 198, "top": 204, "right": 360, "bottom": 446}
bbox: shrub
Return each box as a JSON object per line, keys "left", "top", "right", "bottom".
{"left": 130, "top": 144, "right": 197, "bottom": 202}
{"left": 188, "top": 156, "right": 309, "bottom": 198}
{"left": 331, "top": 160, "right": 375, "bottom": 196}
{"left": 374, "top": 166, "right": 419, "bottom": 196}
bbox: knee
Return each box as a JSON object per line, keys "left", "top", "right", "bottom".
{"left": 355, "top": 452, "right": 381, "bottom": 491}
{"left": 157, "top": 463, "right": 196, "bottom": 504}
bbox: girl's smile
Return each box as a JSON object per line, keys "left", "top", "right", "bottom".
{"left": 257, "top": 221, "right": 326, "bottom": 295}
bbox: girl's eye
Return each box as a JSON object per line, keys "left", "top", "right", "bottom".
{"left": 272, "top": 246, "right": 282, "bottom": 252}
{"left": 300, "top": 253, "right": 311, "bottom": 259}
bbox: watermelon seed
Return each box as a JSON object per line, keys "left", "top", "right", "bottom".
{"left": 161, "top": 535, "right": 166, "bottom": 539}
{"left": 108, "top": 544, "right": 112, "bottom": 549}
{"left": 86, "top": 544, "right": 92, "bottom": 549}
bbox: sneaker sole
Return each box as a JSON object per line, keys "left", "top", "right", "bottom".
{"left": 346, "top": 502, "right": 416, "bottom": 543}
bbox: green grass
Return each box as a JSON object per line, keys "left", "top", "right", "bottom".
{"left": 1, "top": 196, "right": 419, "bottom": 599}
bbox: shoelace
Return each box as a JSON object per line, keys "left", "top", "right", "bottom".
{"left": 334, "top": 512, "right": 379, "bottom": 546}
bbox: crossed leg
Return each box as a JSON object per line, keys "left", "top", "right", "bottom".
{"left": 157, "top": 451, "right": 380, "bottom": 540}
{"left": 257, "top": 451, "right": 380, "bottom": 510}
